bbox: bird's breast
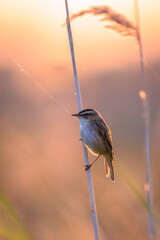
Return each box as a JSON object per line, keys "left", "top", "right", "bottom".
{"left": 80, "top": 121, "right": 106, "bottom": 155}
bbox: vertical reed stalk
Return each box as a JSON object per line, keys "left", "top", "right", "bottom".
{"left": 134, "top": 1, "right": 154, "bottom": 239}
{"left": 64, "top": 1, "right": 100, "bottom": 239}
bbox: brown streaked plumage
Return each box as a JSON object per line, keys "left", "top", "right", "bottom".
{"left": 72, "top": 109, "right": 115, "bottom": 182}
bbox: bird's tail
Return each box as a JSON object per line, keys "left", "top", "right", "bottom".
{"left": 103, "top": 153, "right": 115, "bottom": 182}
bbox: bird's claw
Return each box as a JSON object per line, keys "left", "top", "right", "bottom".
{"left": 84, "top": 164, "right": 91, "bottom": 171}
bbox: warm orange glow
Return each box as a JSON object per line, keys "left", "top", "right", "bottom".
{"left": 144, "top": 182, "right": 150, "bottom": 192}
{"left": 0, "top": 2, "right": 160, "bottom": 240}
{"left": 1, "top": 0, "right": 160, "bottom": 75}
{"left": 139, "top": 90, "right": 146, "bottom": 100}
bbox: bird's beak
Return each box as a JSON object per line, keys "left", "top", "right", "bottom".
{"left": 72, "top": 113, "right": 80, "bottom": 117}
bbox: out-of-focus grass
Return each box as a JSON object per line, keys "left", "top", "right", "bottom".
{"left": 0, "top": 192, "right": 35, "bottom": 240}
{"left": 0, "top": 61, "right": 159, "bottom": 239}
{"left": 118, "top": 162, "right": 160, "bottom": 225}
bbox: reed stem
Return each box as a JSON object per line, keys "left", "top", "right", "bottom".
{"left": 134, "top": 1, "right": 154, "bottom": 239}
{"left": 64, "top": 1, "right": 100, "bottom": 239}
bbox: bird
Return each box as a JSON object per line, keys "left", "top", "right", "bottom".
{"left": 72, "top": 109, "right": 115, "bottom": 182}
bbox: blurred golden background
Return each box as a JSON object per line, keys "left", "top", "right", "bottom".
{"left": 0, "top": 0, "right": 160, "bottom": 239}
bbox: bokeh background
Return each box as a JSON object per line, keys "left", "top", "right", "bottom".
{"left": 0, "top": 0, "right": 160, "bottom": 239}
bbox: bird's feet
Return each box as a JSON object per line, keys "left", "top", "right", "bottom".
{"left": 84, "top": 164, "right": 91, "bottom": 171}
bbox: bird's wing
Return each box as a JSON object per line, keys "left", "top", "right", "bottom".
{"left": 94, "top": 118, "right": 114, "bottom": 157}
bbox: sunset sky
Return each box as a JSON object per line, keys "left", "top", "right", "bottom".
{"left": 1, "top": 0, "right": 160, "bottom": 86}
{"left": 0, "top": 1, "right": 160, "bottom": 240}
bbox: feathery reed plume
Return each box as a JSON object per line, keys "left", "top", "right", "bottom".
{"left": 68, "top": 4, "right": 155, "bottom": 239}
{"left": 64, "top": 1, "right": 100, "bottom": 239}
{"left": 69, "top": 5, "right": 137, "bottom": 37}
{"left": 134, "top": 1, "right": 154, "bottom": 240}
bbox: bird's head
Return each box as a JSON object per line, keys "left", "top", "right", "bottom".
{"left": 72, "top": 109, "right": 99, "bottom": 121}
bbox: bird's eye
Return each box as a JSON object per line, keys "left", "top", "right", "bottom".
{"left": 83, "top": 114, "right": 90, "bottom": 118}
